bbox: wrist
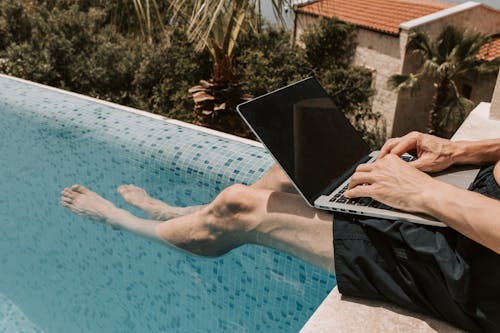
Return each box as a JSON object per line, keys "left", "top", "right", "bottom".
{"left": 449, "top": 141, "right": 466, "bottom": 164}
{"left": 418, "top": 180, "right": 454, "bottom": 216}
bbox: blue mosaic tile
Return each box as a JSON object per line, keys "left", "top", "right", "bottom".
{"left": 0, "top": 76, "right": 336, "bottom": 332}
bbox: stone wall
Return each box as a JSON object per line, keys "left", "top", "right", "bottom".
{"left": 353, "top": 29, "right": 402, "bottom": 135}
{"left": 491, "top": 72, "right": 500, "bottom": 120}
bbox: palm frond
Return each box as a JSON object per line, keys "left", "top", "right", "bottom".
{"left": 453, "top": 32, "right": 487, "bottom": 61}
{"left": 421, "top": 58, "right": 439, "bottom": 77}
{"left": 398, "top": 25, "right": 497, "bottom": 136}
{"left": 406, "top": 31, "right": 435, "bottom": 61}
{"left": 440, "top": 95, "right": 475, "bottom": 135}
{"left": 131, "top": 0, "right": 165, "bottom": 42}
{"left": 168, "top": 0, "right": 291, "bottom": 56}
{"left": 388, "top": 73, "right": 420, "bottom": 93}
{"left": 436, "top": 25, "right": 463, "bottom": 63}
{"left": 436, "top": 62, "right": 456, "bottom": 79}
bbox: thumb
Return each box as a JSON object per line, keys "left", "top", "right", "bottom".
{"left": 408, "top": 157, "right": 432, "bottom": 172}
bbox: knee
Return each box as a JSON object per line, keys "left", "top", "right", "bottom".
{"left": 211, "top": 184, "right": 257, "bottom": 218}
{"left": 204, "top": 184, "right": 266, "bottom": 238}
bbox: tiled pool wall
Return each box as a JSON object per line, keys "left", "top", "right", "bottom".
{"left": 0, "top": 75, "right": 336, "bottom": 332}
{"left": 2, "top": 77, "right": 271, "bottom": 198}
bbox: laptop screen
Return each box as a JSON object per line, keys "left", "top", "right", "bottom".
{"left": 237, "top": 77, "right": 370, "bottom": 204}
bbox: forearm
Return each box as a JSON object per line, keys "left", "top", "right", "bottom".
{"left": 421, "top": 182, "right": 500, "bottom": 254}
{"left": 452, "top": 139, "right": 500, "bottom": 165}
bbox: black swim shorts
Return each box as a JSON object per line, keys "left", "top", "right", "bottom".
{"left": 333, "top": 164, "right": 500, "bottom": 333}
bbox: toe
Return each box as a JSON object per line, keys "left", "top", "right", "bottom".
{"left": 60, "top": 200, "right": 74, "bottom": 209}
{"left": 117, "top": 185, "right": 128, "bottom": 194}
{"left": 71, "top": 184, "right": 89, "bottom": 194}
{"left": 61, "top": 196, "right": 73, "bottom": 204}
{"left": 62, "top": 189, "right": 77, "bottom": 199}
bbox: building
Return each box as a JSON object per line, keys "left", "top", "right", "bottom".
{"left": 293, "top": 0, "right": 500, "bottom": 137}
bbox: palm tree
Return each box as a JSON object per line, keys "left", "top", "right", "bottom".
{"left": 389, "top": 25, "right": 499, "bottom": 138}
{"left": 169, "top": 0, "right": 291, "bottom": 137}
{"left": 95, "top": 0, "right": 166, "bottom": 43}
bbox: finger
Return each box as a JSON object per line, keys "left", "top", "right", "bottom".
{"left": 389, "top": 138, "right": 417, "bottom": 157}
{"left": 348, "top": 173, "right": 375, "bottom": 189}
{"left": 355, "top": 163, "right": 373, "bottom": 172}
{"left": 378, "top": 139, "right": 400, "bottom": 159}
{"left": 408, "top": 157, "right": 433, "bottom": 172}
{"left": 345, "top": 185, "right": 373, "bottom": 199}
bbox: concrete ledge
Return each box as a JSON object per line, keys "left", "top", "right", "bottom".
{"left": 452, "top": 102, "right": 500, "bottom": 141}
{"left": 300, "top": 288, "right": 463, "bottom": 333}
{"left": 301, "top": 102, "right": 500, "bottom": 333}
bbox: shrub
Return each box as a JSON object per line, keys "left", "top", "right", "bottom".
{"left": 132, "top": 29, "right": 211, "bottom": 122}
{"left": 302, "top": 18, "right": 357, "bottom": 69}
{"left": 0, "top": 2, "right": 31, "bottom": 51}
{"left": 236, "top": 28, "right": 311, "bottom": 97}
{"left": 0, "top": 1, "right": 205, "bottom": 121}
{"left": 0, "top": 4, "right": 134, "bottom": 96}
{"left": 0, "top": 2, "right": 383, "bottom": 147}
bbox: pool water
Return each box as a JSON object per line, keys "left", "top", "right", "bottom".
{"left": 0, "top": 76, "right": 336, "bottom": 332}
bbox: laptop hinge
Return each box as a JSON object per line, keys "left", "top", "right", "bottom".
{"left": 319, "top": 154, "right": 373, "bottom": 197}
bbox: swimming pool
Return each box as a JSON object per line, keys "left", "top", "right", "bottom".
{"left": 0, "top": 75, "right": 336, "bottom": 332}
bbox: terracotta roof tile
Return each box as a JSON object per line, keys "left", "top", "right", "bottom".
{"left": 295, "top": 0, "right": 453, "bottom": 35}
{"left": 478, "top": 36, "right": 500, "bottom": 61}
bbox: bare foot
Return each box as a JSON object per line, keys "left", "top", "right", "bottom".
{"left": 117, "top": 185, "right": 202, "bottom": 220}
{"left": 61, "top": 185, "right": 119, "bottom": 224}
{"left": 117, "top": 185, "right": 151, "bottom": 209}
{"left": 117, "top": 185, "right": 169, "bottom": 220}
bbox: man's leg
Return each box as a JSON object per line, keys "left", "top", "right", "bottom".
{"left": 61, "top": 183, "right": 334, "bottom": 273}
{"left": 118, "top": 164, "right": 296, "bottom": 220}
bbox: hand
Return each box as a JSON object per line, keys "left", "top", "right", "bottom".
{"left": 378, "top": 131, "right": 457, "bottom": 173}
{"left": 345, "top": 155, "right": 442, "bottom": 213}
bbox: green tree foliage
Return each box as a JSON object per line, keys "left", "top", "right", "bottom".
{"left": 0, "top": 2, "right": 380, "bottom": 146}
{"left": 132, "top": 29, "right": 211, "bottom": 121}
{"left": 301, "top": 19, "right": 373, "bottom": 109}
{"left": 389, "top": 25, "right": 499, "bottom": 138}
{"left": 0, "top": 2, "right": 31, "bottom": 49}
{"left": 302, "top": 18, "right": 356, "bottom": 69}
{"left": 1, "top": 3, "right": 141, "bottom": 105}
{"left": 0, "top": 1, "right": 204, "bottom": 120}
{"left": 236, "top": 28, "right": 311, "bottom": 96}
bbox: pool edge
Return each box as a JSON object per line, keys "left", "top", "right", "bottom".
{"left": 0, "top": 74, "right": 263, "bottom": 148}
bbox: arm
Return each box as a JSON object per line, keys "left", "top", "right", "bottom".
{"left": 379, "top": 131, "right": 500, "bottom": 172}
{"left": 345, "top": 155, "right": 500, "bottom": 254}
{"left": 450, "top": 139, "right": 500, "bottom": 165}
{"left": 423, "top": 180, "right": 500, "bottom": 254}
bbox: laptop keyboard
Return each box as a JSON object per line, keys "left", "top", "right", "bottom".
{"left": 328, "top": 154, "right": 416, "bottom": 210}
